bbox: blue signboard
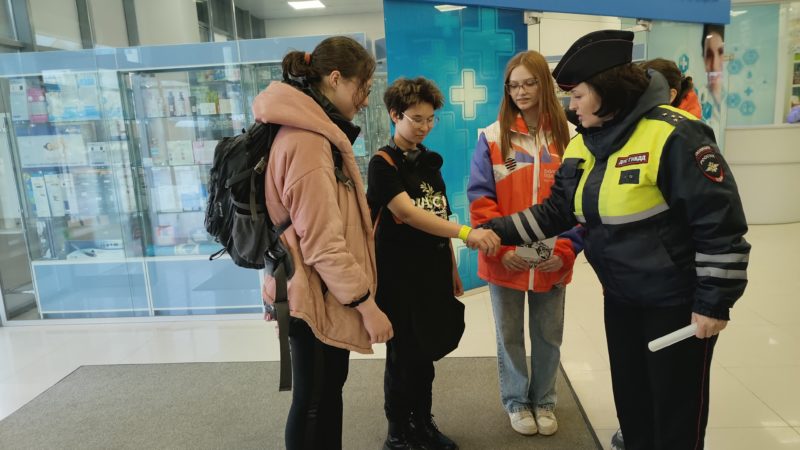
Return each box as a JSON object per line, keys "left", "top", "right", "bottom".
{"left": 404, "top": 0, "right": 732, "bottom": 25}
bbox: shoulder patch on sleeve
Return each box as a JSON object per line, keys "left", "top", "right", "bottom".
{"left": 694, "top": 145, "right": 725, "bottom": 183}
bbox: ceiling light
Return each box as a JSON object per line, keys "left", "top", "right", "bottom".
{"left": 434, "top": 4, "right": 467, "bottom": 12}
{"left": 288, "top": 1, "right": 325, "bottom": 10}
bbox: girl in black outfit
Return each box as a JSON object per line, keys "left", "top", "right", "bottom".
{"left": 367, "top": 78, "right": 500, "bottom": 450}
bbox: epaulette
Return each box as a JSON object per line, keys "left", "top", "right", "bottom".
{"left": 647, "top": 106, "right": 690, "bottom": 126}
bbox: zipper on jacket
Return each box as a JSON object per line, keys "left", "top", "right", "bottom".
{"left": 528, "top": 132, "right": 541, "bottom": 292}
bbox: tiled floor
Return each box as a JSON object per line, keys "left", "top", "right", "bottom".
{"left": 1, "top": 223, "right": 799, "bottom": 449}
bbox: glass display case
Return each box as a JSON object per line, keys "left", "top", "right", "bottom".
{"left": 2, "top": 67, "right": 147, "bottom": 319}
{"left": 119, "top": 65, "right": 245, "bottom": 259}
{"left": 10, "top": 71, "right": 138, "bottom": 262}
{"left": 0, "top": 33, "right": 386, "bottom": 322}
{"left": 117, "top": 62, "right": 262, "bottom": 317}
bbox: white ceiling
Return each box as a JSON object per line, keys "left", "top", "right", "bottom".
{"left": 233, "top": 0, "right": 383, "bottom": 20}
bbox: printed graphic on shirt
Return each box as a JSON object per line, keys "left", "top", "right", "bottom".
{"left": 414, "top": 182, "right": 449, "bottom": 219}
{"left": 516, "top": 237, "right": 557, "bottom": 267}
{"left": 616, "top": 152, "right": 649, "bottom": 167}
{"left": 694, "top": 145, "right": 725, "bottom": 182}
{"left": 493, "top": 158, "right": 532, "bottom": 183}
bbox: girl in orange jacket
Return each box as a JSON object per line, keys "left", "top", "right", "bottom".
{"left": 467, "top": 50, "right": 582, "bottom": 437}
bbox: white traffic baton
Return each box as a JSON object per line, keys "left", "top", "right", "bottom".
{"left": 648, "top": 323, "right": 698, "bottom": 352}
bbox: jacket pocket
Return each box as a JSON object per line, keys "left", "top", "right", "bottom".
{"left": 602, "top": 222, "right": 692, "bottom": 303}
{"left": 557, "top": 158, "right": 584, "bottom": 208}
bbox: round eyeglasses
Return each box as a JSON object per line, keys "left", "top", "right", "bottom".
{"left": 505, "top": 78, "right": 540, "bottom": 93}
{"left": 401, "top": 112, "right": 439, "bottom": 128}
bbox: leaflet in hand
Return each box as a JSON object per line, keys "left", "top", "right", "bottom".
{"left": 515, "top": 237, "right": 557, "bottom": 267}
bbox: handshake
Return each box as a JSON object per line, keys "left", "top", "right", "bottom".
{"left": 463, "top": 226, "right": 501, "bottom": 256}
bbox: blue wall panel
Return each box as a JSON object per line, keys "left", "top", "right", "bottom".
{"left": 385, "top": 0, "right": 527, "bottom": 290}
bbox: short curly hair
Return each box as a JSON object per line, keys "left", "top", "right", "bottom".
{"left": 383, "top": 77, "right": 445, "bottom": 115}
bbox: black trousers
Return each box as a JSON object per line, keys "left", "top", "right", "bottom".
{"left": 384, "top": 313, "right": 435, "bottom": 422}
{"left": 605, "top": 300, "right": 717, "bottom": 450}
{"left": 285, "top": 318, "right": 350, "bottom": 450}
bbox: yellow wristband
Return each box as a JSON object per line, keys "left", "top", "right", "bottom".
{"left": 458, "top": 225, "right": 472, "bottom": 242}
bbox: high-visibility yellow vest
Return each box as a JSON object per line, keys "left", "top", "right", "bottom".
{"left": 568, "top": 106, "right": 694, "bottom": 225}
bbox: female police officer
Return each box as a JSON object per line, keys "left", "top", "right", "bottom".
{"left": 480, "top": 30, "right": 750, "bottom": 450}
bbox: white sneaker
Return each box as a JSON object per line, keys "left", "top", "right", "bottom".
{"left": 509, "top": 410, "right": 538, "bottom": 435}
{"left": 535, "top": 408, "right": 558, "bottom": 436}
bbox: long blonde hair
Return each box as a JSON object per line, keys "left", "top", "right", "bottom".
{"left": 498, "top": 51, "right": 569, "bottom": 159}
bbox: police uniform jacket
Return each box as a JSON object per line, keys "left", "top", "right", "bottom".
{"left": 484, "top": 72, "right": 750, "bottom": 320}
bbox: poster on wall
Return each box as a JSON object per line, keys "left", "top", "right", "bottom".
{"left": 385, "top": 0, "right": 527, "bottom": 290}
{"left": 648, "top": 4, "right": 781, "bottom": 139}
{"left": 700, "top": 23, "right": 726, "bottom": 137}
{"left": 647, "top": 22, "right": 727, "bottom": 145}
{"left": 724, "top": 4, "right": 780, "bottom": 126}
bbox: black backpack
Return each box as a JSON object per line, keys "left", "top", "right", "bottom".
{"left": 205, "top": 122, "right": 289, "bottom": 269}
{"left": 204, "top": 121, "right": 351, "bottom": 391}
{"left": 205, "top": 121, "right": 294, "bottom": 391}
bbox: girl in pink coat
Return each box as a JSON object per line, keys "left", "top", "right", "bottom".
{"left": 253, "top": 36, "right": 393, "bottom": 450}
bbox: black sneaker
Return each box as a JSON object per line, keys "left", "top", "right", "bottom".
{"left": 410, "top": 414, "right": 458, "bottom": 450}
{"left": 610, "top": 428, "right": 625, "bottom": 450}
{"left": 383, "top": 420, "right": 425, "bottom": 450}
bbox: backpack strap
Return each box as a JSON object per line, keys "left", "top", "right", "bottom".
{"left": 375, "top": 149, "right": 396, "bottom": 168}
{"left": 372, "top": 149, "right": 403, "bottom": 237}
{"left": 264, "top": 220, "right": 293, "bottom": 391}
{"left": 272, "top": 256, "right": 292, "bottom": 391}
{"left": 331, "top": 147, "right": 354, "bottom": 190}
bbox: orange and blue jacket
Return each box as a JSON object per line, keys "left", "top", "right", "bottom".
{"left": 677, "top": 89, "right": 702, "bottom": 119}
{"left": 467, "top": 116, "right": 583, "bottom": 292}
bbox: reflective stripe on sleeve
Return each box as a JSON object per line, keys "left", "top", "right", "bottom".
{"left": 511, "top": 213, "right": 533, "bottom": 243}
{"left": 696, "top": 267, "right": 747, "bottom": 280}
{"left": 695, "top": 252, "right": 749, "bottom": 264}
{"left": 521, "top": 208, "right": 546, "bottom": 241}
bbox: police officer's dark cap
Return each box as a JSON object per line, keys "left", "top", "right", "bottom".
{"left": 552, "top": 30, "right": 634, "bottom": 91}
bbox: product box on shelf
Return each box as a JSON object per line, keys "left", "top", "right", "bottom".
{"left": 27, "top": 87, "right": 48, "bottom": 124}
{"left": 87, "top": 142, "right": 109, "bottom": 165}
{"left": 17, "top": 134, "right": 88, "bottom": 167}
{"left": 9, "top": 78, "right": 29, "bottom": 121}
{"left": 166, "top": 140, "right": 194, "bottom": 165}
{"left": 192, "top": 140, "right": 217, "bottom": 164}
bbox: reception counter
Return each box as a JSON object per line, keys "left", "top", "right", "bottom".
{"left": 724, "top": 124, "right": 800, "bottom": 224}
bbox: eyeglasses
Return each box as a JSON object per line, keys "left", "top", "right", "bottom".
{"left": 505, "top": 78, "right": 539, "bottom": 93}
{"left": 344, "top": 77, "right": 371, "bottom": 100}
{"left": 401, "top": 112, "right": 439, "bottom": 128}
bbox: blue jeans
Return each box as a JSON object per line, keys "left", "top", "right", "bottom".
{"left": 489, "top": 283, "right": 565, "bottom": 413}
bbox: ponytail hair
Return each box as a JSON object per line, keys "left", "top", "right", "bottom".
{"left": 674, "top": 75, "right": 695, "bottom": 107}
{"left": 282, "top": 36, "right": 375, "bottom": 94}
